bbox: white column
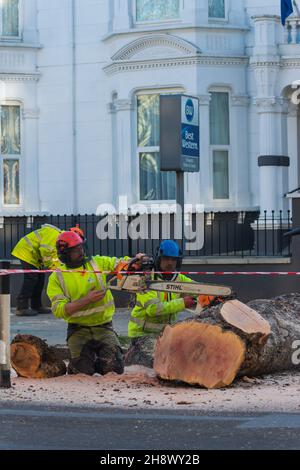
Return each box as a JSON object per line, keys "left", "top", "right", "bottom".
{"left": 22, "top": 108, "right": 40, "bottom": 212}
{"left": 113, "top": 0, "right": 131, "bottom": 31}
{"left": 255, "top": 97, "right": 289, "bottom": 214}
{"left": 251, "top": 16, "right": 288, "bottom": 215}
{"left": 251, "top": 15, "right": 279, "bottom": 58}
{"left": 290, "top": 19, "right": 298, "bottom": 44}
{"left": 287, "top": 103, "right": 298, "bottom": 193}
{"left": 113, "top": 99, "right": 135, "bottom": 209}
{"left": 231, "top": 95, "right": 251, "bottom": 208}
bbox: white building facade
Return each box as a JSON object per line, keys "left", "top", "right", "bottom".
{"left": 0, "top": 0, "right": 300, "bottom": 216}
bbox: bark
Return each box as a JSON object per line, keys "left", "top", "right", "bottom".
{"left": 11, "top": 335, "right": 67, "bottom": 379}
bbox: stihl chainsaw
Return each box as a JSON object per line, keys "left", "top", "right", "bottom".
{"left": 107, "top": 257, "right": 234, "bottom": 313}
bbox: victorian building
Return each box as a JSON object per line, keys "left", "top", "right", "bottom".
{"left": 0, "top": 0, "right": 299, "bottom": 217}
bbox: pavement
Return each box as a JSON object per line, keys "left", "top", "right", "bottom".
{"left": 10, "top": 308, "right": 132, "bottom": 345}
{"left": 10, "top": 308, "right": 192, "bottom": 345}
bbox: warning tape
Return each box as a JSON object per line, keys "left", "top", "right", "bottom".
{"left": 0, "top": 269, "right": 300, "bottom": 276}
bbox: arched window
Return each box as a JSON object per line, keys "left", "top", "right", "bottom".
{"left": 0, "top": 0, "right": 19, "bottom": 37}
{"left": 136, "top": 0, "right": 180, "bottom": 23}
{"left": 208, "top": 0, "right": 225, "bottom": 19}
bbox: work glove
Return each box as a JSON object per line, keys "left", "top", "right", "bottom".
{"left": 183, "top": 296, "right": 197, "bottom": 309}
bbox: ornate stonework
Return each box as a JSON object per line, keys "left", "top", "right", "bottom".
{"left": 0, "top": 73, "right": 40, "bottom": 82}
{"left": 281, "top": 58, "right": 300, "bottom": 68}
{"left": 105, "top": 55, "right": 248, "bottom": 75}
{"left": 0, "top": 50, "right": 25, "bottom": 68}
{"left": 252, "top": 97, "right": 290, "bottom": 117}
{"left": 111, "top": 34, "right": 201, "bottom": 61}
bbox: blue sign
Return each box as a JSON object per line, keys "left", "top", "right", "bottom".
{"left": 185, "top": 99, "right": 195, "bottom": 122}
{"left": 159, "top": 94, "right": 200, "bottom": 173}
{"left": 181, "top": 96, "right": 200, "bottom": 172}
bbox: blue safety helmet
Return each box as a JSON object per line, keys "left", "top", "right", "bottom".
{"left": 155, "top": 240, "right": 182, "bottom": 271}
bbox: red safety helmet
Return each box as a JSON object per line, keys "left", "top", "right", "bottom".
{"left": 69, "top": 224, "right": 85, "bottom": 240}
{"left": 56, "top": 232, "right": 83, "bottom": 254}
{"left": 56, "top": 232, "right": 86, "bottom": 268}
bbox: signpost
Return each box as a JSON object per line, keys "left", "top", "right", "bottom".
{"left": 0, "top": 262, "right": 11, "bottom": 389}
{"left": 160, "top": 95, "right": 200, "bottom": 251}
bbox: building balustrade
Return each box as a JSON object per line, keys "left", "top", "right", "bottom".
{"left": 285, "top": 16, "right": 300, "bottom": 44}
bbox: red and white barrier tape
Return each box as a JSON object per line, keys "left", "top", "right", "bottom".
{"left": 0, "top": 269, "right": 300, "bottom": 276}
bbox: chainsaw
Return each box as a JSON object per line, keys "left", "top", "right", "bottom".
{"left": 107, "top": 257, "right": 234, "bottom": 314}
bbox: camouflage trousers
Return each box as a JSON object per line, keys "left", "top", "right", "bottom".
{"left": 67, "top": 322, "right": 124, "bottom": 376}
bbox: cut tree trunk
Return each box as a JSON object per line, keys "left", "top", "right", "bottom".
{"left": 154, "top": 294, "right": 300, "bottom": 388}
{"left": 125, "top": 299, "right": 271, "bottom": 371}
{"left": 11, "top": 335, "right": 67, "bottom": 379}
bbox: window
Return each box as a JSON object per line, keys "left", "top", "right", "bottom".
{"left": 136, "top": 0, "right": 180, "bottom": 22}
{"left": 210, "top": 92, "right": 230, "bottom": 146}
{"left": 0, "top": 0, "right": 19, "bottom": 37}
{"left": 0, "top": 105, "right": 21, "bottom": 205}
{"left": 213, "top": 151, "right": 229, "bottom": 199}
{"left": 210, "top": 92, "right": 230, "bottom": 200}
{"left": 137, "top": 94, "right": 176, "bottom": 201}
{"left": 208, "top": 0, "right": 225, "bottom": 19}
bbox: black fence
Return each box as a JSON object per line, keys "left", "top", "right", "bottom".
{"left": 0, "top": 211, "right": 292, "bottom": 260}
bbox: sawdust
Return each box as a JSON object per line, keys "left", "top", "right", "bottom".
{"left": 104, "top": 367, "right": 159, "bottom": 386}
{"left": 1, "top": 366, "right": 300, "bottom": 413}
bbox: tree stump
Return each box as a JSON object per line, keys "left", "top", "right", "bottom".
{"left": 11, "top": 335, "right": 67, "bottom": 379}
{"left": 154, "top": 294, "right": 300, "bottom": 389}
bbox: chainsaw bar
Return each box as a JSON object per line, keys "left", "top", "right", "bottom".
{"left": 147, "top": 281, "right": 233, "bottom": 297}
{"left": 108, "top": 275, "right": 232, "bottom": 297}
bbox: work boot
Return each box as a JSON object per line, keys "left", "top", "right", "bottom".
{"left": 36, "top": 307, "right": 52, "bottom": 314}
{"left": 15, "top": 309, "right": 38, "bottom": 317}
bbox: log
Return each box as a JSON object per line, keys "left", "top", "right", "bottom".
{"left": 124, "top": 300, "right": 271, "bottom": 370}
{"left": 154, "top": 294, "right": 300, "bottom": 389}
{"left": 11, "top": 335, "right": 67, "bottom": 379}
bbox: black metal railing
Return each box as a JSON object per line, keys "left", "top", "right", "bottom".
{"left": 186, "top": 210, "right": 292, "bottom": 258}
{"left": 0, "top": 211, "right": 292, "bottom": 260}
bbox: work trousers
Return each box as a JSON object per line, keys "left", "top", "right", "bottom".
{"left": 17, "top": 261, "right": 45, "bottom": 310}
{"left": 67, "top": 322, "right": 124, "bottom": 376}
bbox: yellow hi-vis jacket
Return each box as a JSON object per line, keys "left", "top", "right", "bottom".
{"left": 11, "top": 224, "right": 63, "bottom": 269}
{"left": 128, "top": 273, "right": 193, "bottom": 338}
{"left": 47, "top": 255, "right": 130, "bottom": 327}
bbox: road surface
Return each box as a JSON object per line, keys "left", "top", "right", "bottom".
{"left": 0, "top": 404, "right": 299, "bottom": 450}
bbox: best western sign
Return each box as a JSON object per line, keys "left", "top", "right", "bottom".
{"left": 160, "top": 95, "right": 200, "bottom": 173}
